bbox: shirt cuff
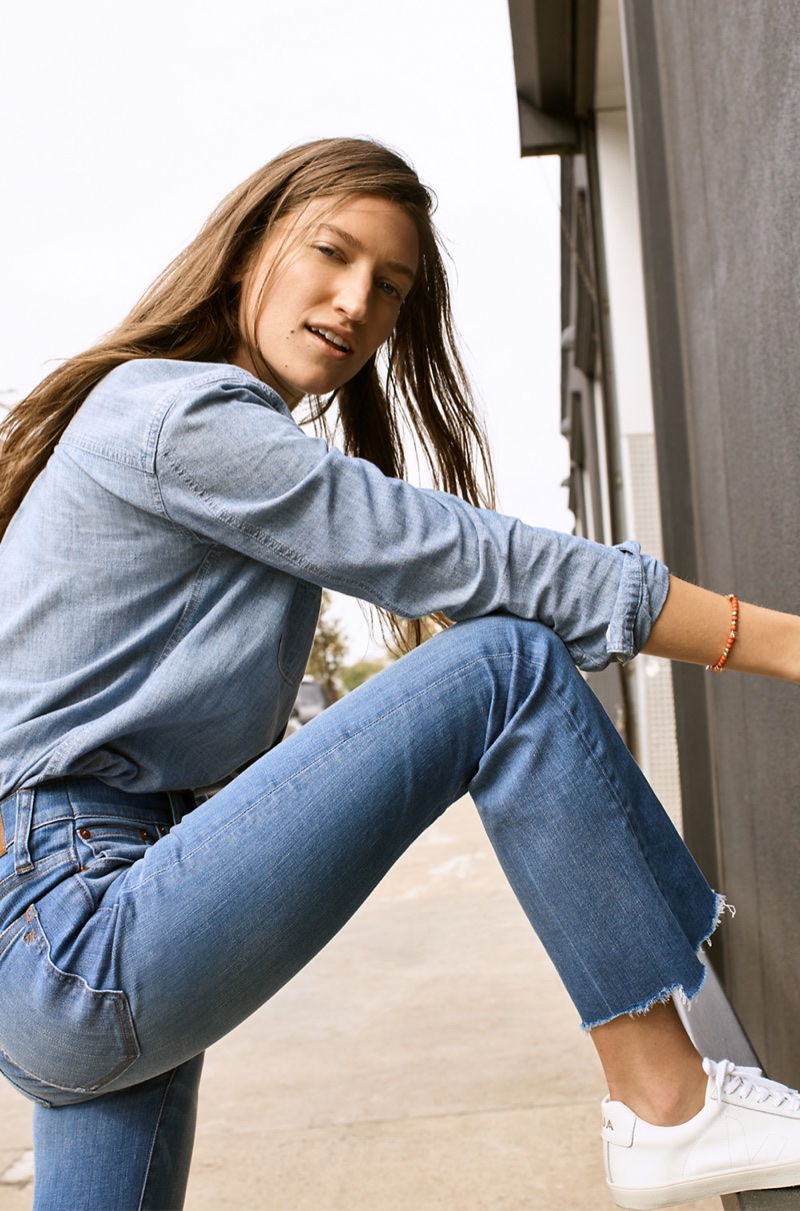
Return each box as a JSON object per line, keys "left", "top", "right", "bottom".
{"left": 605, "top": 541, "right": 670, "bottom": 664}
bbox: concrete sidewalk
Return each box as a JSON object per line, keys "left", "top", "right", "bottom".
{"left": 0, "top": 797, "right": 721, "bottom": 1210}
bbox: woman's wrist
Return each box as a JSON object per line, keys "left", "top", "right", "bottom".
{"left": 643, "top": 577, "right": 800, "bottom": 684}
{"left": 726, "top": 601, "right": 800, "bottom": 683}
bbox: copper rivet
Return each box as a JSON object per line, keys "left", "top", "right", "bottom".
{"left": 158, "top": 825, "right": 167, "bottom": 836}
{"left": 139, "top": 829, "right": 150, "bottom": 841}
{"left": 78, "top": 827, "right": 92, "bottom": 839}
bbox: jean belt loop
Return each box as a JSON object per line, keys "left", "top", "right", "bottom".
{"left": 166, "top": 790, "right": 194, "bottom": 827}
{"left": 13, "top": 788, "right": 36, "bottom": 874}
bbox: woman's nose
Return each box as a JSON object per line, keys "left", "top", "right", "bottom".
{"left": 334, "top": 269, "right": 371, "bottom": 323}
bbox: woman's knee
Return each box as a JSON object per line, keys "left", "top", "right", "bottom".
{"left": 409, "top": 616, "right": 580, "bottom": 711}
{"left": 433, "top": 614, "right": 572, "bottom": 670}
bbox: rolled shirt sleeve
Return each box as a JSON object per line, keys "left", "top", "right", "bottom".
{"left": 606, "top": 544, "right": 670, "bottom": 667}
{"left": 148, "top": 368, "right": 669, "bottom": 672}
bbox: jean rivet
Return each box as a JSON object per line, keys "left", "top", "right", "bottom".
{"left": 78, "top": 827, "right": 92, "bottom": 840}
{"left": 157, "top": 825, "right": 168, "bottom": 836}
{"left": 139, "top": 829, "right": 150, "bottom": 842}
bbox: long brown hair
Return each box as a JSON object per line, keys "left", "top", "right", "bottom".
{"left": 0, "top": 137, "right": 495, "bottom": 644}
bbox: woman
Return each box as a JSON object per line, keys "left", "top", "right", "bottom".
{"left": 1, "top": 136, "right": 799, "bottom": 1211}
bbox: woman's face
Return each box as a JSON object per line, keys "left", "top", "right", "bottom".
{"left": 230, "top": 193, "right": 420, "bottom": 409}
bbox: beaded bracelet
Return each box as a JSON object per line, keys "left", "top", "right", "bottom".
{"left": 707, "top": 594, "right": 739, "bottom": 672}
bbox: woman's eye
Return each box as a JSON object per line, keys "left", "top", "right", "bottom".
{"left": 314, "top": 244, "right": 338, "bottom": 259}
{"left": 378, "top": 281, "right": 401, "bottom": 301}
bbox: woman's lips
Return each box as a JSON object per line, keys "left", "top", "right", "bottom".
{"left": 307, "top": 325, "right": 352, "bottom": 355}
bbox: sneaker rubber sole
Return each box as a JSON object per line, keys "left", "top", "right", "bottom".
{"left": 609, "top": 1158, "right": 800, "bottom": 1210}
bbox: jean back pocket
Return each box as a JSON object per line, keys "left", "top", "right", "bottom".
{"left": 0, "top": 905, "right": 139, "bottom": 1105}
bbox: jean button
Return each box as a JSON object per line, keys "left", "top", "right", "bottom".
{"left": 78, "top": 827, "right": 92, "bottom": 840}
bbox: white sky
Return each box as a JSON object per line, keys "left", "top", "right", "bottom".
{"left": 1, "top": 0, "right": 572, "bottom": 660}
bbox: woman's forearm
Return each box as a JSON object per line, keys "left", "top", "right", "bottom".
{"left": 642, "top": 576, "right": 800, "bottom": 683}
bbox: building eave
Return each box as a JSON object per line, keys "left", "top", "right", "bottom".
{"left": 508, "top": 0, "right": 600, "bottom": 156}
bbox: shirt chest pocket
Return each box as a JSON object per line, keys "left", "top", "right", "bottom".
{"left": 277, "top": 580, "right": 322, "bottom": 687}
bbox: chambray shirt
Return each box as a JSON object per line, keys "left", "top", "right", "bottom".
{"left": 0, "top": 360, "right": 670, "bottom": 799}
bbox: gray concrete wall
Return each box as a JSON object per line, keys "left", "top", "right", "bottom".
{"left": 623, "top": 0, "right": 800, "bottom": 1081}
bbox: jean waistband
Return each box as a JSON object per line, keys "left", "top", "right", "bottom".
{"left": 0, "top": 778, "right": 196, "bottom": 849}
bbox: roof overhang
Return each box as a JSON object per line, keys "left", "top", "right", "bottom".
{"left": 507, "top": 0, "right": 599, "bottom": 155}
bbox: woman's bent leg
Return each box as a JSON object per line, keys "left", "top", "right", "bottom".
{"left": 12, "top": 618, "right": 719, "bottom": 1092}
{"left": 3, "top": 618, "right": 721, "bottom": 1208}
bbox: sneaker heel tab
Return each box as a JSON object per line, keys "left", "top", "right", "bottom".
{"left": 601, "top": 1099, "right": 636, "bottom": 1147}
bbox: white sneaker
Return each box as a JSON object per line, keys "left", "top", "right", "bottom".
{"left": 602, "top": 1057, "right": 800, "bottom": 1209}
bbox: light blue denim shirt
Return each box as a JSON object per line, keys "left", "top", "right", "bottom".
{"left": 0, "top": 360, "right": 669, "bottom": 799}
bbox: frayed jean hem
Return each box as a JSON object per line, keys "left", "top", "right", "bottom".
{"left": 580, "top": 892, "right": 732, "bottom": 1031}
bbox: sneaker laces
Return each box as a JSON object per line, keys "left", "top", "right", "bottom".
{"left": 704, "top": 1057, "right": 800, "bottom": 1111}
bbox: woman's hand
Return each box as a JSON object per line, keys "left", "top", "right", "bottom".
{"left": 643, "top": 576, "right": 800, "bottom": 683}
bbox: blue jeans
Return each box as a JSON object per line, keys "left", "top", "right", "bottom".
{"left": 0, "top": 618, "right": 719, "bottom": 1209}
